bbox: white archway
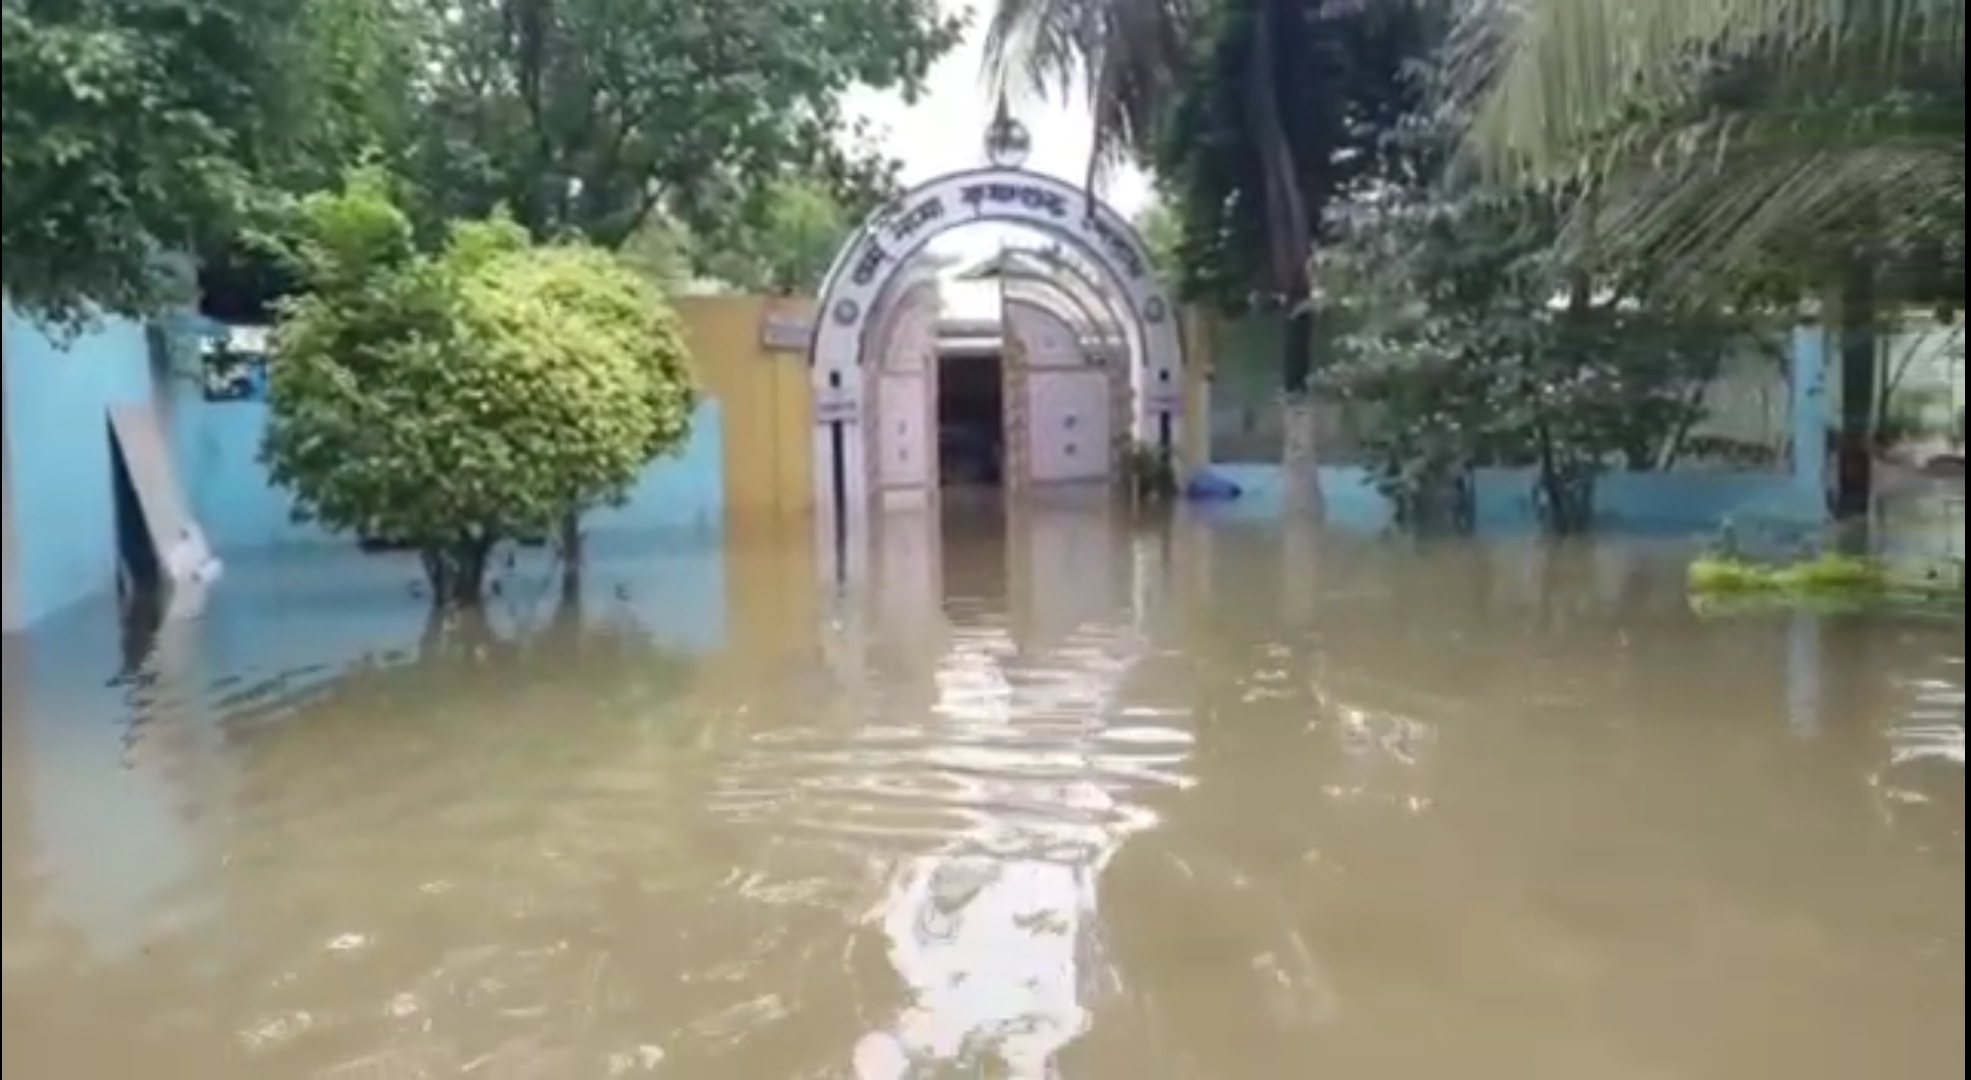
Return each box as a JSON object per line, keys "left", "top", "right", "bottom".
{"left": 808, "top": 168, "right": 1184, "bottom": 527}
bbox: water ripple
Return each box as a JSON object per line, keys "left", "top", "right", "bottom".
{"left": 706, "top": 611, "right": 1195, "bottom": 1076}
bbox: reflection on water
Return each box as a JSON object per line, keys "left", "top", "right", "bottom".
{"left": 2, "top": 509, "right": 1964, "bottom": 1078}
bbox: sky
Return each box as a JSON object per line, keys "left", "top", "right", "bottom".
{"left": 840, "top": 0, "right": 1153, "bottom": 265}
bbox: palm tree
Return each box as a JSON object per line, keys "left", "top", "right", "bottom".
{"left": 1447, "top": 0, "right": 1965, "bottom": 514}
{"left": 982, "top": 0, "right": 1328, "bottom": 512}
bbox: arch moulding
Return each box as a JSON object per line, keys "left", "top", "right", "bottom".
{"left": 807, "top": 167, "right": 1184, "bottom": 523}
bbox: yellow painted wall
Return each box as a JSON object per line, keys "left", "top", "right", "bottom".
{"left": 671, "top": 295, "right": 822, "bottom": 680}
{"left": 673, "top": 296, "right": 815, "bottom": 522}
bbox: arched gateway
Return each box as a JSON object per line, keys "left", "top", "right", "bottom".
{"left": 807, "top": 127, "right": 1185, "bottom": 544}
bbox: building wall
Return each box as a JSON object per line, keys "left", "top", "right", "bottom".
{"left": 5, "top": 296, "right": 766, "bottom": 633}
{"left": 2, "top": 303, "right": 163, "bottom": 632}
{"left": 1189, "top": 316, "right": 1830, "bottom": 533}
{"left": 675, "top": 295, "right": 813, "bottom": 521}
{"left": 1194, "top": 464, "right": 1819, "bottom": 534}
{"left": 171, "top": 381, "right": 728, "bottom": 549}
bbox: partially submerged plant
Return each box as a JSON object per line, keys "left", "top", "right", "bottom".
{"left": 1125, "top": 441, "right": 1179, "bottom": 502}
{"left": 262, "top": 170, "right": 698, "bottom": 609}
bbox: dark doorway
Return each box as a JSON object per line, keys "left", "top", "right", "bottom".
{"left": 108, "top": 422, "right": 161, "bottom": 597}
{"left": 937, "top": 350, "right": 1005, "bottom": 488}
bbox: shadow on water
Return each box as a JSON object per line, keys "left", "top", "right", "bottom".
{"left": 2, "top": 512, "right": 1964, "bottom": 1079}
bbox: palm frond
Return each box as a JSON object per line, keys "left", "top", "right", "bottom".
{"left": 1453, "top": 0, "right": 1965, "bottom": 176}
{"left": 1581, "top": 133, "right": 1962, "bottom": 289}
{"left": 980, "top": 0, "right": 1200, "bottom": 188}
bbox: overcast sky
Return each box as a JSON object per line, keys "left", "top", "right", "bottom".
{"left": 840, "top": 0, "right": 1153, "bottom": 264}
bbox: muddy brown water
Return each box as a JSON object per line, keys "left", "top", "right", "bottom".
{"left": 3, "top": 504, "right": 1963, "bottom": 1079}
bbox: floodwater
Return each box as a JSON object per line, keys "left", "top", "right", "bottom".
{"left": 3, "top": 503, "right": 1963, "bottom": 1079}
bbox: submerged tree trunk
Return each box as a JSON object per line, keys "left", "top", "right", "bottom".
{"left": 559, "top": 509, "right": 584, "bottom": 600}
{"left": 1247, "top": 0, "right": 1323, "bottom": 519}
{"left": 1279, "top": 309, "right": 1325, "bottom": 517}
{"left": 1534, "top": 421, "right": 1595, "bottom": 535}
{"left": 420, "top": 538, "right": 496, "bottom": 610}
{"left": 1834, "top": 257, "right": 1878, "bottom": 519}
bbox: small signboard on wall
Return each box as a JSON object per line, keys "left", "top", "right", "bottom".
{"left": 815, "top": 394, "right": 858, "bottom": 425}
{"left": 760, "top": 312, "right": 814, "bottom": 353}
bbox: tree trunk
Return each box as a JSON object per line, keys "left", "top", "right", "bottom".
{"left": 1834, "top": 258, "right": 1878, "bottom": 519}
{"left": 420, "top": 537, "right": 496, "bottom": 610}
{"left": 559, "top": 510, "right": 584, "bottom": 603}
{"left": 1279, "top": 311, "right": 1325, "bottom": 516}
{"left": 1247, "top": 0, "right": 1323, "bottom": 519}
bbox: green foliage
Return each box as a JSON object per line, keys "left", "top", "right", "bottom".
{"left": 1689, "top": 552, "right": 1884, "bottom": 593}
{"left": 617, "top": 176, "right": 868, "bottom": 294}
{"left": 1133, "top": 202, "right": 1184, "bottom": 278}
{"left": 262, "top": 173, "right": 699, "bottom": 606}
{"left": 688, "top": 178, "right": 860, "bottom": 293}
{"left": 1155, "top": 0, "right": 1436, "bottom": 311}
{"left": 1124, "top": 441, "right": 1179, "bottom": 503}
{"left": 1316, "top": 112, "right": 1775, "bottom": 534}
{"left": 1451, "top": 0, "right": 1964, "bottom": 303}
{"left": 195, "top": 0, "right": 955, "bottom": 318}
{"left": 1, "top": 0, "right": 300, "bottom": 327}
{"left": 401, "top": 0, "right": 959, "bottom": 249}
{"left": 1687, "top": 551, "right": 1962, "bottom": 616}
{"left": 617, "top": 215, "right": 699, "bottom": 292}
{"left": 246, "top": 0, "right": 424, "bottom": 192}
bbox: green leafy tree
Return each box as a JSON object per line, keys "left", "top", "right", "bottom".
{"left": 1448, "top": 0, "right": 1964, "bottom": 514}
{"left": 262, "top": 172, "right": 698, "bottom": 608}
{"left": 689, "top": 177, "right": 862, "bottom": 293}
{"left": 1319, "top": 116, "right": 1773, "bottom": 534}
{"left": 1, "top": 0, "right": 305, "bottom": 327}
{"left": 404, "top": 0, "right": 957, "bottom": 248}
{"left": 384, "top": 0, "right": 953, "bottom": 574}
{"left": 1133, "top": 201, "right": 1183, "bottom": 277}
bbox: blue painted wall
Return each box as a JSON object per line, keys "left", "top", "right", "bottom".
{"left": 5, "top": 305, "right": 729, "bottom": 632}
{"left": 171, "top": 382, "right": 727, "bottom": 551}
{"left": 1194, "top": 464, "right": 1818, "bottom": 534}
{"left": 2, "top": 303, "right": 160, "bottom": 631}
{"left": 1194, "top": 324, "right": 1832, "bottom": 534}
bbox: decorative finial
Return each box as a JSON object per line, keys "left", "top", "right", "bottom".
{"left": 984, "top": 93, "right": 1032, "bottom": 170}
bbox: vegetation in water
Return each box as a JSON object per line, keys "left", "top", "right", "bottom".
{"left": 1313, "top": 113, "right": 1772, "bottom": 536}
{"left": 1687, "top": 516, "right": 1964, "bottom": 614}
{"left": 261, "top": 171, "right": 698, "bottom": 609}
{"left": 982, "top": 0, "right": 1961, "bottom": 525}
{"left": 9, "top": 0, "right": 1962, "bottom": 545}
{"left": 1124, "top": 442, "right": 1180, "bottom": 504}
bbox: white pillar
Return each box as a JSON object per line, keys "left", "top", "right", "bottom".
{"left": 1788, "top": 321, "right": 1829, "bottom": 517}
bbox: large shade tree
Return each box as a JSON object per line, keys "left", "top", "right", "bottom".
{"left": 1, "top": 0, "right": 310, "bottom": 327}
{"left": 404, "top": 0, "right": 958, "bottom": 249}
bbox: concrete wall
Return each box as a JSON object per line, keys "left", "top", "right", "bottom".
{"left": 2, "top": 303, "right": 163, "bottom": 632}
{"left": 675, "top": 295, "right": 813, "bottom": 521}
{"left": 170, "top": 379, "right": 727, "bottom": 550}
{"left": 1187, "top": 318, "right": 1831, "bottom": 534}
{"left": 1193, "top": 464, "right": 1819, "bottom": 534}
{"left": 5, "top": 297, "right": 750, "bottom": 633}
